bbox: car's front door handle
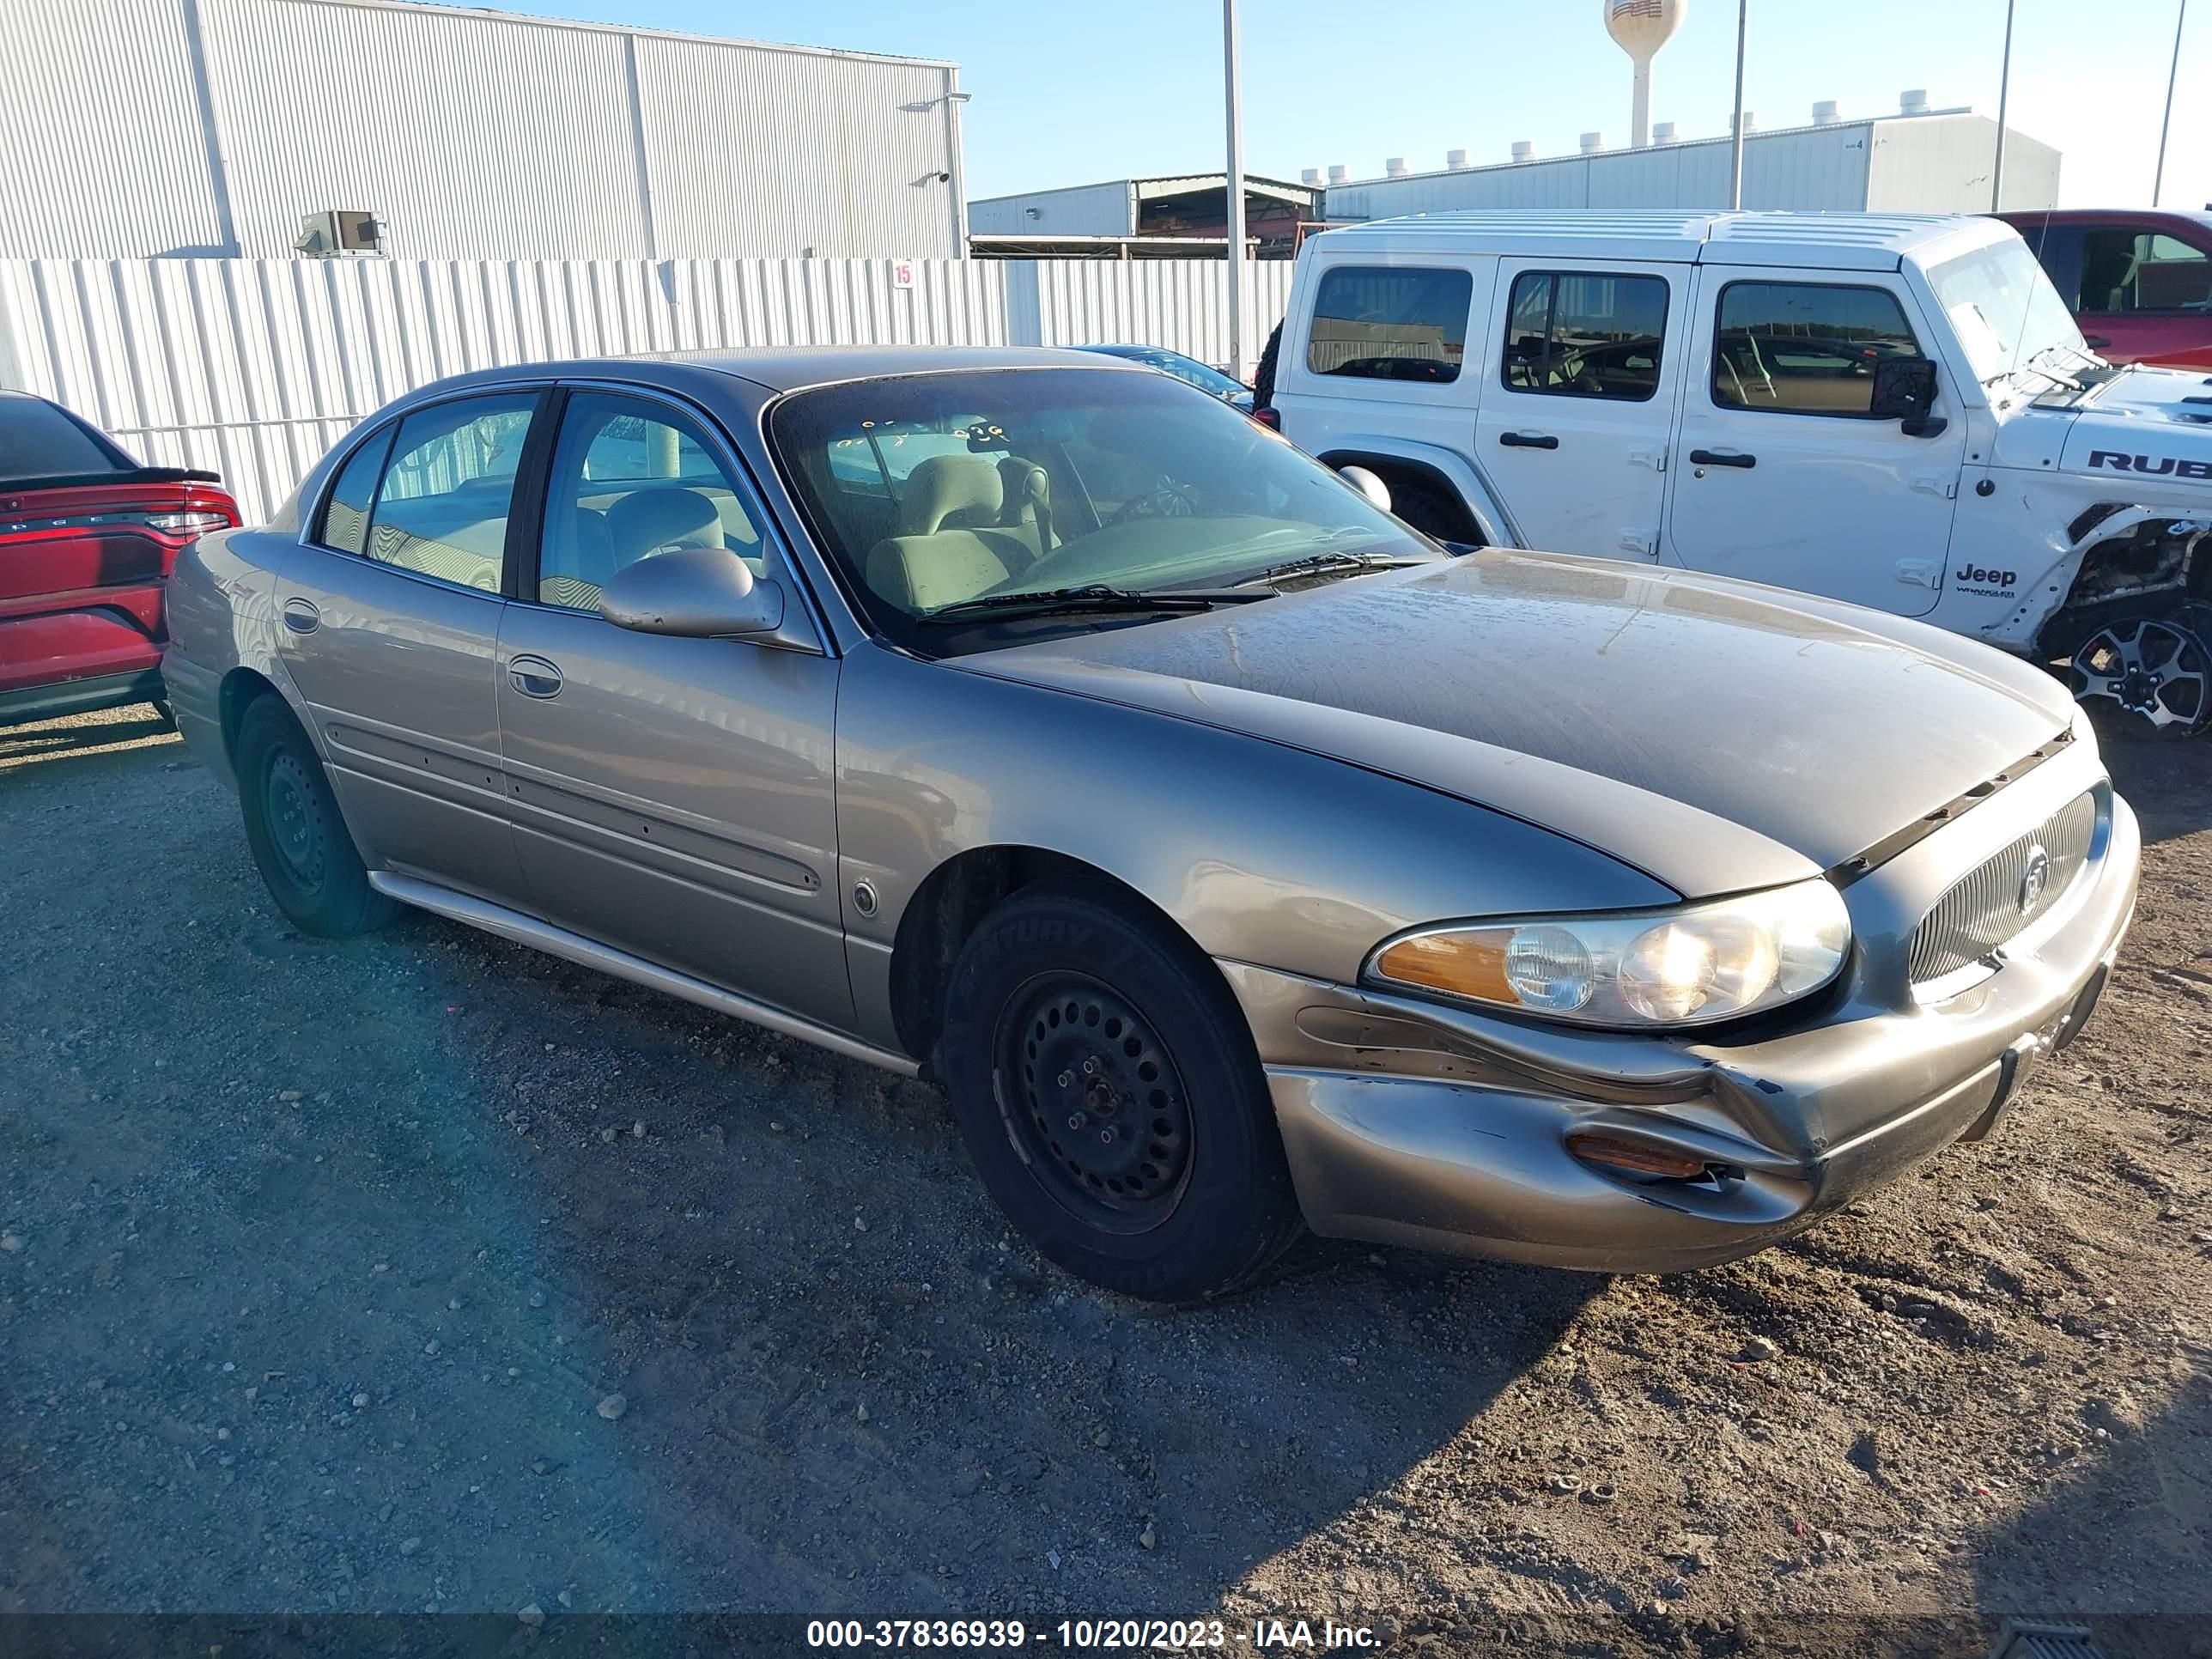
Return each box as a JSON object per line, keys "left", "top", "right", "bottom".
{"left": 281, "top": 597, "right": 319, "bottom": 635}
{"left": 1689, "top": 449, "right": 1757, "bottom": 470}
{"left": 508, "top": 655, "right": 563, "bottom": 700}
{"left": 1499, "top": 431, "right": 1559, "bottom": 450}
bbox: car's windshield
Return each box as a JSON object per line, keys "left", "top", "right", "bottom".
{"left": 769, "top": 367, "right": 1435, "bottom": 653}
{"left": 1085, "top": 346, "right": 1246, "bottom": 400}
{"left": 1927, "top": 237, "right": 2087, "bottom": 385}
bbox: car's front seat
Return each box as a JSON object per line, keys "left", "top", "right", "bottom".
{"left": 866, "top": 454, "right": 1039, "bottom": 612}
{"left": 606, "top": 486, "right": 726, "bottom": 567}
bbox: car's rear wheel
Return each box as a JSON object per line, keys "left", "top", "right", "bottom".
{"left": 234, "top": 696, "right": 395, "bottom": 938}
{"left": 939, "top": 881, "right": 1304, "bottom": 1303}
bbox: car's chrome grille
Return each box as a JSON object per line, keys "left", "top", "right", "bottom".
{"left": 1907, "top": 792, "right": 2098, "bottom": 984}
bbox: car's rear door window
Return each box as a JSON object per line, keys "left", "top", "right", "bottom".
{"left": 362, "top": 394, "right": 538, "bottom": 592}
{"left": 2078, "top": 228, "right": 2212, "bottom": 313}
{"left": 1501, "top": 271, "right": 1669, "bottom": 400}
{"left": 1711, "top": 283, "right": 1922, "bottom": 416}
{"left": 534, "top": 392, "right": 765, "bottom": 613}
{"left": 1304, "top": 265, "right": 1474, "bottom": 383}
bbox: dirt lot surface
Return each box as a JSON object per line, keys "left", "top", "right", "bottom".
{"left": 3, "top": 705, "right": 2209, "bottom": 1656}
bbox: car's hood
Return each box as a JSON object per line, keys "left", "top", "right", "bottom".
{"left": 954, "top": 551, "right": 2077, "bottom": 898}
{"left": 2060, "top": 365, "right": 2212, "bottom": 488}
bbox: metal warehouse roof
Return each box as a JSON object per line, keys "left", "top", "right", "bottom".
{"left": 1314, "top": 210, "right": 2014, "bottom": 270}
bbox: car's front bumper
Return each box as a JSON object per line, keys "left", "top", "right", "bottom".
{"left": 1221, "top": 762, "right": 2140, "bottom": 1273}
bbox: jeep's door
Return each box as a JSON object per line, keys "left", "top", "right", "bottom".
{"left": 1664, "top": 270, "right": 1963, "bottom": 616}
{"left": 1472, "top": 261, "right": 1678, "bottom": 560}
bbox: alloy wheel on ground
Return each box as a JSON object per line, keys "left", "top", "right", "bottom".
{"left": 2069, "top": 611, "right": 2211, "bottom": 738}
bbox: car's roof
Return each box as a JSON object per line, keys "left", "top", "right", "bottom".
{"left": 661, "top": 343, "right": 1120, "bottom": 392}
{"left": 1312, "top": 210, "right": 2014, "bottom": 271}
{"left": 1998, "top": 207, "right": 2212, "bottom": 234}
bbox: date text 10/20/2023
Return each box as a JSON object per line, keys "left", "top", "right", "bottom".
{"left": 805, "top": 1619, "right": 1385, "bottom": 1650}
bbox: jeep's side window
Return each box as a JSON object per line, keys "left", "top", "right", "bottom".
{"left": 1304, "top": 266, "right": 1472, "bottom": 384}
{"left": 1501, "top": 272, "right": 1668, "bottom": 401}
{"left": 1712, "top": 283, "right": 1920, "bottom": 417}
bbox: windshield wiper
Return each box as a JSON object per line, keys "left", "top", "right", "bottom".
{"left": 1236, "top": 550, "right": 1419, "bottom": 587}
{"left": 915, "top": 583, "right": 1269, "bottom": 626}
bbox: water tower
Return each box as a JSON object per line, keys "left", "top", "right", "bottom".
{"left": 1605, "top": 0, "right": 1687, "bottom": 149}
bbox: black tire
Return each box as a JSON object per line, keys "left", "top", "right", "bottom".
{"left": 1251, "top": 320, "right": 1283, "bottom": 411}
{"left": 234, "top": 696, "right": 395, "bottom": 939}
{"left": 939, "top": 880, "right": 1304, "bottom": 1303}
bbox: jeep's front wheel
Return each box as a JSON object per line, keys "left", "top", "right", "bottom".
{"left": 2069, "top": 605, "right": 2212, "bottom": 739}
{"left": 939, "top": 881, "right": 1304, "bottom": 1302}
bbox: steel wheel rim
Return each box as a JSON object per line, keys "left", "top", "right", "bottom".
{"left": 264, "top": 750, "right": 327, "bottom": 892}
{"left": 995, "top": 973, "right": 1194, "bottom": 1236}
{"left": 2071, "top": 617, "right": 2210, "bottom": 734}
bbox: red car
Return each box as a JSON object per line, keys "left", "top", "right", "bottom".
{"left": 2001, "top": 208, "right": 2212, "bottom": 369}
{"left": 1, "top": 392, "right": 240, "bottom": 726}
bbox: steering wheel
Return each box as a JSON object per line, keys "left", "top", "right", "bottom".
{"left": 1109, "top": 481, "right": 1200, "bottom": 526}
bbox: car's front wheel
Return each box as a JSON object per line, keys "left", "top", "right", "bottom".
{"left": 939, "top": 881, "right": 1304, "bottom": 1302}
{"left": 234, "top": 696, "right": 395, "bottom": 939}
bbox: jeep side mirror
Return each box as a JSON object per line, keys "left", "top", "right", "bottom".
{"left": 1870, "top": 355, "right": 1945, "bottom": 436}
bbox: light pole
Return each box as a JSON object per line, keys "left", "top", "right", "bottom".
{"left": 2154, "top": 0, "right": 2188, "bottom": 205}
{"left": 1223, "top": 0, "right": 1248, "bottom": 381}
{"left": 1728, "top": 0, "right": 1748, "bottom": 210}
{"left": 1991, "top": 0, "right": 2016, "bottom": 210}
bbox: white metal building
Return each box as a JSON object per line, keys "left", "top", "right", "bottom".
{"left": 968, "top": 174, "right": 1320, "bottom": 252}
{"left": 1322, "top": 100, "right": 2060, "bottom": 222}
{"left": 0, "top": 0, "right": 969, "bottom": 261}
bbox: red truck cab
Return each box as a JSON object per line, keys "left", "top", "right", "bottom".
{"left": 2001, "top": 208, "right": 2212, "bottom": 370}
{"left": 1, "top": 391, "right": 240, "bottom": 726}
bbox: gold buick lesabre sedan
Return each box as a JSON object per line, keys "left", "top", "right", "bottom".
{"left": 163, "top": 348, "right": 2137, "bottom": 1301}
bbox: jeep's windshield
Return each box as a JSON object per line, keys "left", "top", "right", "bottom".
{"left": 769, "top": 367, "right": 1437, "bottom": 653}
{"left": 1927, "top": 238, "right": 2087, "bottom": 386}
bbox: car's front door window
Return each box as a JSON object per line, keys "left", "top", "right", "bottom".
{"left": 536, "top": 392, "right": 765, "bottom": 612}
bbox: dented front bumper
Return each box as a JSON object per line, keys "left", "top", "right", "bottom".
{"left": 1222, "top": 756, "right": 2140, "bottom": 1274}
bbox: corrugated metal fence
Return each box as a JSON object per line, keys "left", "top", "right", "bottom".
{"left": 0, "top": 257, "right": 1295, "bottom": 523}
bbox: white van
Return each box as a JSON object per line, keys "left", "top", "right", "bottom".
{"left": 1269, "top": 210, "right": 2212, "bottom": 736}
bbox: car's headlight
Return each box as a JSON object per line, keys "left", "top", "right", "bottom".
{"left": 1366, "top": 878, "right": 1851, "bottom": 1030}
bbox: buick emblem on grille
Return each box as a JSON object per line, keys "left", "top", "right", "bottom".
{"left": 2018, "top": 845, "right": 2052, "bottom": 915}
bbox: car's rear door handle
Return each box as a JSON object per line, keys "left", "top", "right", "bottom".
{"left": 1499, "top": 431, "right": 1559, "bottom": 449}
{"left": 281, "top": 597, "right": 319, "bottom": 634}
{"left": 508, "top": 655, "right": 563, "bottom": 700}
{"left": 1689, "top": 449, "right": 1757, "bottom": 470}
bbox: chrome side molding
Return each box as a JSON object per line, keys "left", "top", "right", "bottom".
{"left": 367, "top": 871, "right": 921, "bottom": 1079}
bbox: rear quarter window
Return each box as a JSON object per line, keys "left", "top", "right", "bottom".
{"left": 0, "top": 398, "right": 134, "bottom": 486}
{"left": 1305, "top": 266, "right": 1474, "bottom": 384}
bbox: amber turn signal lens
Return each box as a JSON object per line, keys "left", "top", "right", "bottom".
{"left": 1565, "top": 1132, "right": 1711, "bottom": 1181}
{"left": 1371, "top": 928, "right": 1516, "bottom": 1003}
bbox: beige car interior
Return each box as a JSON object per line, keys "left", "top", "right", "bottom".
{"left": 538, "top": 423, "right": 764, "bottom": 611}
{"left": 864, "top": 452, "right": 1056, "bottom": 613}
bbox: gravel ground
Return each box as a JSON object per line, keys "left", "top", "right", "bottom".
{"left": 2, "top": 704, "right": 2208, "bottom": 1656}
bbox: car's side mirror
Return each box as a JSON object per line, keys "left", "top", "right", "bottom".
{"left": 600, "top": 546, "right": 784, "bottom": 638}
{"left": 1870, "top": 355, "right": 1945, "bottom": 436}
{"left": 1338, "top": 465, "right": 1393, "bottom": 513}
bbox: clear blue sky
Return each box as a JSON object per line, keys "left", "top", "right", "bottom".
{"left": 472, "top": 0, "right": 2206, "bottom": 211}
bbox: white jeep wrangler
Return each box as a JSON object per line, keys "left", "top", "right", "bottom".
{"left": 1268, "top": 210, "right": 2212, "bottom": 736}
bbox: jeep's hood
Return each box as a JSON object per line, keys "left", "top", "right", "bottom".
{"left": 2059, "top": 364, "right": 2212, "bottom": 486}
{"left": 958, "top": 552, "right": 2077, "bottom": 897}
